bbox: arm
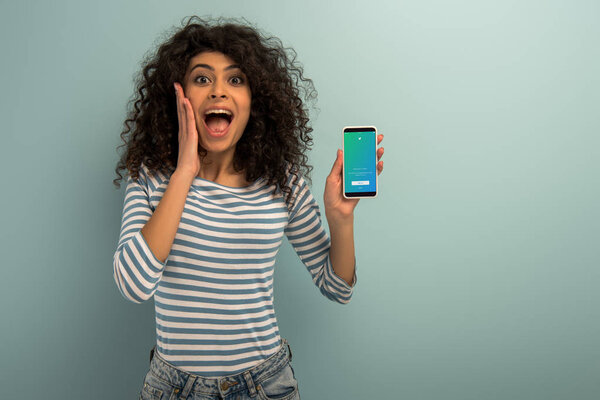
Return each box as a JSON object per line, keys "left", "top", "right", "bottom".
{"left": 140, "top": 169, "right": 195, "bottom": 263}
{"left": 284, "top": 174, "right": 355, "bottom": 304}
{"left": 321, "top": 139, "right": 385, "bottom": 292}
{"left": 112, "top": 166, "right": 195, "bottom": 303}
{"left": 326, "top": 214, "right": 356, "bottom": 288}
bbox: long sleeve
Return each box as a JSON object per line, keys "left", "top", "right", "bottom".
{"left": 113, "top": 168, "right": 168, "bottom": 304}
{"left": 284, "top": 173, "right": 357, "bottom": 304}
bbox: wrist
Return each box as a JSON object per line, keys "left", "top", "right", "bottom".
{"left": 172, "top": 169, "right": 196, "bottom": 185}
{"left": 326, "top": 210, "right": 354, "bottom": 227}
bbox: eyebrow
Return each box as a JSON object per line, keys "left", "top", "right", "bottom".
{"left": 190, "top": 63, "right": 241, "bottom": 73}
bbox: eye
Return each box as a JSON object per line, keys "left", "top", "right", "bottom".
{"left": 230, "top": 76, "right": 245, "bottom": 85}
{"left": 194, "top": 75, "right": 210, "bottom": 84}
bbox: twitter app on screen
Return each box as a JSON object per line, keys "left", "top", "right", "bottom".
{"left": 344, "top": 130, "right": 376, "bottom": 194}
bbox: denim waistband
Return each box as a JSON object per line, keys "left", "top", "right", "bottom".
{"left": 147, "top": 338, "right": 293, "bottom": 398}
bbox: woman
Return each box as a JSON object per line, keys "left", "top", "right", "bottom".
{"left": 113, "top": 16, "right": 384, "bottom": 400}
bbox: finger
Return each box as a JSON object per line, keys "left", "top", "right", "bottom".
{"left": 175, "top": 83, "right": 186, "bottom": 139}
{"left": 377, "top": 161, "right": 383, "bottom": 175}
{"left": 377, "top": 134, "right": 384, "bottom": 145}
{"left": 377, "top": 147, "right": 384, "bottom": 161}
{"left": 182, "top": 87, "right": 190, "bottom": 139}
{"left": 185, "top": 97, "right": 196, "bottom": 139}
{"left": 174, "top": 83, "right": 180, "bottom": 127}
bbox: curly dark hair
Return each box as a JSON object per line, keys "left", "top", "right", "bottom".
{"left": 113, "top": 16, "right": 318, "bottom": 210}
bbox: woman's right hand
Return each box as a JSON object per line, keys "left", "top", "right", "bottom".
{"left": 174, "top": 82, "right": 201, "bottom": 178}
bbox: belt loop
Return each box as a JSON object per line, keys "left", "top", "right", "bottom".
{"left": 178, "top": 375, "right": 197, "bottom": 399}
{"left": 286, "top": 341, "right": 292, "bottom": 362}
{"left": 243, "top": 370, "right": 258, "bottom": 397}
{"left": 149, "top": 346, "right": 155, "bottom": 364}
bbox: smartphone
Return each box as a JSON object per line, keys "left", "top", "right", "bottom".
{"left": 343, "top": 126, "right": 378, "bottom": 199}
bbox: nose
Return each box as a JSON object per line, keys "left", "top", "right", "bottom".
{"left": 209, "top": 92, "right": 227, "bottom": 99}
{"left": 209, "top": 80, "right": 228, "bottom": 99}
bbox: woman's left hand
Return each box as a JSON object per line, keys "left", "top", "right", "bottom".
{"left": 324, "top": 134, "right": 384, "bottom": 220}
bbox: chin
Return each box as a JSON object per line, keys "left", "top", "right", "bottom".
{"left": 199, "top": 138, "right": 238, "bottom": 153}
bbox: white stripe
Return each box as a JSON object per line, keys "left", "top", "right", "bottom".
{"left": 180, "top": 214, "right": 288, "bottom": 231}
{"left": 156, "top": 305, "right": 273, "bottom": 321}
{"left": 172, "top": 236, "right": 283, "bottom": 251}
{"left": 161, "top": 276, "right": 273, "bottom": 291}
{"left": 178, "top": 220, "right": 284, "bottom": 240}
{"left": 157, "top": 317, "right": 276, "bottom": 331}
{"left": 187, "top": 199, "right": 284, "bottom": 213}
{"left": 169, "top": 244, "right": 280, "bottom": 262}
{"left": 157, "top": 286, "right": 272, "bottom": 301}
{"left": 184, "top": 201, "right": 287, "bottom": 220}
{"left": 157, "top": 327, "right": 278, "bottom": 342}
{"left": 154, "top": 294, "right": 273, "bottom": 310}
{"left": 157, "top": 336, "right": 280, "bottom": 352}
{"left": 166, "top": 257, "right": 277, "bottom": 271}
{"left": 166, "top": 266, "right": 273, "bottom": 281}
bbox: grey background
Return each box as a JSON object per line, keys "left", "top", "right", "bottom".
{"left": 1, "top": 0, "right": 598, "bottom": 399}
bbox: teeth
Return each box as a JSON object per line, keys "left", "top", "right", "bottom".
{"left": 204, "top": 109, "right": 232, "bottom": 116}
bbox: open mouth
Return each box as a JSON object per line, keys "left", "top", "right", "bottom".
{"left": 204, "top": 109, "right": 233, "bottom": 136}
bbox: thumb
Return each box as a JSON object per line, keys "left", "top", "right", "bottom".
{"left": 330, "top": 149, "right": 343, "bottom": 176}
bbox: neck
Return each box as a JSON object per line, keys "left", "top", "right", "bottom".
{"left": 197, "top": 149, "right": 245, "bottom": 184}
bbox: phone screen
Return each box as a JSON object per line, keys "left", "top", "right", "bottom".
{"left": 343, "top": 126, "right": 377, "bottom": 198}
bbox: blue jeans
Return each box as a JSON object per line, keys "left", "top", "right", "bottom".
{"left": 139, "top": 338, "right": 300, "bottom": 400}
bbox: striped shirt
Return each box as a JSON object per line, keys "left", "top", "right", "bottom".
{"left": 113, "top": 163, "right": 357, "bottom": 377}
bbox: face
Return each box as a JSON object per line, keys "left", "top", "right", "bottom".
{"left": 182, "top": 51, "right": 252, "bottom": 156}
